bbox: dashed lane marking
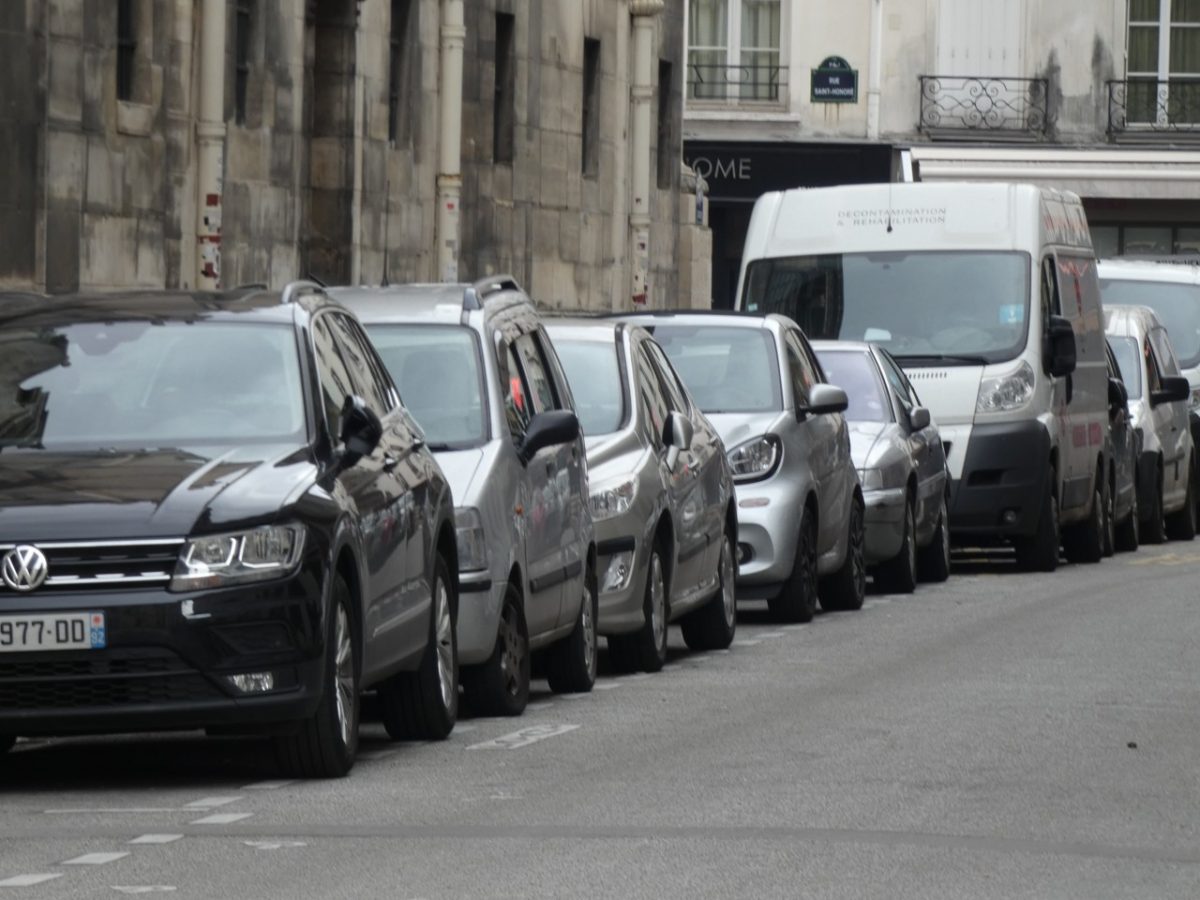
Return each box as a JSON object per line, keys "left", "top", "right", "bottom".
{"left": 183, "top": 797, "right": 241, "bottom": 810}
{"left": 128, "top": 835, "right": 182, "bottom": 846}
{"left": 111, "top": 888, "right": 177, "bottom": 894}
{"left": 189, "top": 812, "right": 252, "bottom": 826}
{"left": 732, "top": 639, "right": 762, "bottom": 647}
{"left": 63, "top": 853, "right": 130, "bottom": 866}
{"left": 45, "top": 808, "right": 177, "bottom": 815}
{"left": 242, "top": 841, "right": 307, "bottom": 851}
{"left": 241, "top": 781, "right": 294, "bottom": 791}
{"left": 592, "top": 682, "right": 621, "bottom": 691}
{"left": 0, "top": 874, "right": 62, "bottom": 887}
{"left": 466, "top": 724, "right": 580, "bottom": 750}
{"left": 756, "top": 631, "right": 786, "bottom": 639}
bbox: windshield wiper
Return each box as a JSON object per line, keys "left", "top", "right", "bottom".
{"left": 892, "top": 353, "right": 990, "bottom": 366}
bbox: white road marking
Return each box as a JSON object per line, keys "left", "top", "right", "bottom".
{"left": 756, "top": 631, "right": 786, "bottom": 639}
{"left": 732, "top": 639, "right": 762, "bottom": 647}
{"left": 242, "top": 841, "right": 307, "bottom": 851}
{"left": 183, "top": 797, "right": 241, "bottom": 810}
{"left": 128, "top": 835, "right": 183, "bottom": 845}
{"left": 559, "top": 693, "right": 589, "bottom": 701}
{"left": 63, "top": 852, "right": 130, "bottom": 866}
{"left": 524, "top": 702, "right": 554, "bottom": 711}
{"left": 0, "top": 874, "right": 62, "bottom": 887}
{"left": 592, "top": 682, "right": 621, "bottom": 691}
{"left": 45, "top": 808, "right": 177, "bottom": 815}
{"left": 189, "top": 812, "right": 252, "bottom": 825}
{"left": 241, "top": 780, "right": 294, "bottom": 791}
{"left": 467, "top": 723, "right": 580, "bottom": 750}
{"left": 111, "top": 888, "right": 177, "bottom": 894}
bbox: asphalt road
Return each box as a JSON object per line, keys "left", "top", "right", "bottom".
{"left": 2, "top": 544, "right": 1199, "bottom": 899}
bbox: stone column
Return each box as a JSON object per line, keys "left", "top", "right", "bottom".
{"left": 629, "top": 0, "right": 664, "bottom": 306}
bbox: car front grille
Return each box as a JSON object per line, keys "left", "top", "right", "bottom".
{"left": 0, "top": 539, "right": 183, "bottom": 593}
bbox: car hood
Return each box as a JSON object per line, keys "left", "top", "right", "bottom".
{"left": 0, "top": 444, "right": 315, "bottom": 542}
{"left": 431, "top": 448, "right": 485, "bottom": 501}
{"left": 705, "top": 411, "right": 789, "bottom": 450}
{"left": 847, "top": 421, "right": 888, "bottom": 470}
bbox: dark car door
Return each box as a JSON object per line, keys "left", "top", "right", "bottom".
{"left": 1105, "top": 340, "right": 1136, "bottom": 519}
{"left": 879, "top": 350, "right": 946, "bottom": 532}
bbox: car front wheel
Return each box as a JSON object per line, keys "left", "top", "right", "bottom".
{"left": 876, "top": 494, "right": 917, "bottom": 594}
{"left": 820, "top": 494, "right": 866, "bottom": 612}
{"left": 769, "top": 507, "right": 818, "bottom": 623}
{"left": 918, "top": 493, "right": 952, "bottom": 582}
{"left": 681, "top": 528, "right": 738, "bottom": 650}
{"left": 547, "top": 565, "right": 598, "bottom": 694}
{"left": 609, "top": 546, "right": 669, "bottom": 674}
{"left": 463, "top": 582, "right": 529, "bottom": 717}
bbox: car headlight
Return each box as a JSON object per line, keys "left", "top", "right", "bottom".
{"left": 590, "top": 477, "right": 637, "bottom": 521}
{"left": 727, "top": 435, "right": 782, "bottom": 483}
{"left": 455, "top": 507, "right": 489, "bottom": 572}
{"left": 170, "top": 524, "right": 305, "bottom": 591}
{"left": 976, "top": 361, "right": 1035, "bottom": 414}
{"left": 857, "top": 467, "right": 884, "bottom": 491}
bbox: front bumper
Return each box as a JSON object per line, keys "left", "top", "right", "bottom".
{"left": 733, "top": 481, "right": 803, "bottom": 590}
{"left": 863, "top": 486, "right": 906, "bottom": 564}
{"left": 0, "top": 564, "right": 326, "bottom": 737}
{"left": 949, "top": 420, "right": 1052, "bottom": 540}
{"left": 595, "top": 535, "right": 649, "bottom": 636}
{"left": 456, "top": 570, "right": 504, "bottom": 666}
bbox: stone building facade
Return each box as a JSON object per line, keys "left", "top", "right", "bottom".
{"left": 3, "top": 0, "right": 710, "bottom": 311}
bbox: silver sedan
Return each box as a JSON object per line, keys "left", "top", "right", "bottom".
{"left": 813, "top": 341, "right": 951, "bottom": 593}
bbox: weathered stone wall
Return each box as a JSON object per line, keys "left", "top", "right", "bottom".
{"left": 0, "top": 1, "right": 45, "bottom": 290}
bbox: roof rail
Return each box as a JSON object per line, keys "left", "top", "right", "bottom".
{"left": 281, "top": 279, "right": 326, "bottom": 305}
{"left": 462, "top": 274, "right": 522, "bottom": 311}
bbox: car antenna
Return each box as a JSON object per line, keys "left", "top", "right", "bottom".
{"left": 381, "top": 178, "right": 392, "bottom": 287}
{"left": 886, "top": 180, "right": 894, "bottom": 234}
{"left": 305, "top": 273, "right": 327, "bottom": 287}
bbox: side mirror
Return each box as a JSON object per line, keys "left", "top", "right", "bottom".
{"left": 908, "top": 406, "right": 931, "bottom": 431}
{"left": 1107, "top": 377, "right": 1128, "bottom": 413}
{"left": 1151, "top": 374, "right": 1190, "bottom": 407}
{"left": 518, "top": 410, "right": 580, "bottom": 465}
{"left": 339, "top": 395, "right": 383, "bottom": 465}
{"left": 663, "top": 411, "right": 694, "bottom": 470}
{"left": 802, "top": 383, "right": 849, "bottom": 417}
{"left": 1044, "top": 316, "right": 1077, "bottom": 378}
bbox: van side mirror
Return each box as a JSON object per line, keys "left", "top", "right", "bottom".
{"left": 801, "top": 384, "right": 849, "bottom": 417}
{"left": 1044, "top": 316, "right": 1076, "bottom": 378}
{"left": 339, "top": 395, "right": 383, "bottom": 466}
{"left": 1107, "top": 377, "right": 1128, "bottom": 413}
{"left": 1151, "top": 375, "right": 1190, "bottom": 407}
{"left": 908, "top": 406, "right": 931, "bottom": 431}
{"left": 518, "top": 410, "right": 580, "bottom": 465}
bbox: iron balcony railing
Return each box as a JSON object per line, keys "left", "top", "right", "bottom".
{"left": 687, "top": 63, "right": 788, "bottom": 105}
{"left": 918, "top": 75, "right": 1051, "bottom": 137}
{"left": 1107, "top": 79, "right": 1200, "bottom": 135}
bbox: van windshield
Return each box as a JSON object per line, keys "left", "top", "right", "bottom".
{"left": 1098, "top": 279, "right": 1200, "bottom": 370}
{"left": 743, "top": 251, "right": 1031, "bottom": 365}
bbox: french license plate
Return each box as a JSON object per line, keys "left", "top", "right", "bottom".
{"left": 0, "top": 612, "right": 106, "bottom": 653}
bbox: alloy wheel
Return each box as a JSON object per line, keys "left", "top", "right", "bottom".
{"left": 434, "top": 578, "right": 455, "bottom": 712}
{"left": 649, "top": 554, "right": 666, "bottom": 651}
{"left": 851, "top": 500, "right": 867, "bottom": 598}
{"left": 499, "top": 603, "right": 524, "bottom": 698}
{"left": 581, "top": 582, "right": 597, "bottom": 682}
{"left": 720, "top": 536, "right": 736, "bottom": 628}
{"left": 333, "top": 604, "right": 355, "bottom": 749}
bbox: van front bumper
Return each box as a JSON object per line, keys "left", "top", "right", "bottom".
{"left": 949, "top": 421, "right": 1052, "bottom": 541}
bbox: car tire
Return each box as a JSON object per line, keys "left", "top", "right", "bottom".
{"left": 462, "top": 582, "right": 529, "bottom": 717}
{"left": 768, "top": 506, "right": 818, "bottom": 623}
{"left": 274, "top": 574, "right": 359, "bottom": 779}
{"left": 1165, "top": 457, "right": 1197, "bottom": 541}
{"left": 0, "top": 735, "right": 14, "bottom": 755}
{"left": 1101, "top": 471, "right": 1116, "bottom": 558}
{"left": 1015, "top": 483, "right": 1059, "bottom": 573}
{"left": 546, "top": 564, "right": 598, "bottom": 694}
{"left": 681, "top": 528, "right": 738, "bottom": 651}
{"left": 876, "top": 493, "right": 918, "bottom": 594}
{"left": 377, "top": 555, "right": 458, "bottom": 740}
{"left": 917, "top": 493, "right": 952, "bottom": 583}
{"left": 609, "top": 546, "right": 669, "bottom": 674}
{"left": 1063, "top": 483, "right": 1104, "bottom": 564}
{"left": 1141, "top": 464, "right": 1167, "bottom": 545}
{"left": 1114, "top": 488, "right": 1140, "bottom": 553}
{"left": 819, "top": 493, "right": 866, "bottom": 612}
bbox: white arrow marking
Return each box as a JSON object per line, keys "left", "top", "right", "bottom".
{"left": 111, "top": 887, "right": 177, "bottom": 894}
{"left": 63, "top": 852, "right": 129, "bottom": 866}
{"left": 183, "top": 797, "right": 241, "bottom": 810}
{"left": 189, "top": 812, "right": 252, "bottom": 825}
{"left": 0, "top": 874, "right": 62, "bottom": 887}
{"left": 128, "top": 835, "right": 183, "bottom": 845}
{"left": 467, "top": 723, "right": 580, "bottom": 750}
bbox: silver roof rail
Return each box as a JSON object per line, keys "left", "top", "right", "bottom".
{"left": 281, "top": 279, "right": 326, "bottom": 305}
{"left": 463, "top": 275, "right": 522, "bottom": 311}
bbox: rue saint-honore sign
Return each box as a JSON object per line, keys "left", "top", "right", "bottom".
{"left": 810, "top": 56, "right": 858, "bottom": 103}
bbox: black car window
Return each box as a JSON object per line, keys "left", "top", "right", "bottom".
{"left": 328, "top": 314, "right": 394, "bottom": 415}
{"left": 814, "top": 349, "right": 891, "bottom": 423}
{"left": 514, "top": 332, "right": 558, "bottom": 413}
{"left": 312, "top": 315, "right": 358, "bottom": 440}
{"left": 635, "top": 343, "right": 670, "bottom": 447}
{"left": 644, "top": 340, "right": 689, "bottom": 413}
{"left": 1149, "top": 327, "right": 1181, "bottom": 377}
{"left": 503, "top": 342, "right": 534, "bottom": 439}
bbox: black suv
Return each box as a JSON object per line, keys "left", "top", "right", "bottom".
{"left": 0, "top": 283, "right": 459, "bottom": 777}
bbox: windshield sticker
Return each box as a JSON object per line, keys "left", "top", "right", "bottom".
{"left": 998, "top": 304, "right": 1024, "bottom": 325}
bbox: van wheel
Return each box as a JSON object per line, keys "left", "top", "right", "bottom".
{"left": 1101, "top": 471, "right": 1116, "bottom": 558}
{"left": 1015, "top": 485, "right": 1059, "bottom": 572}
{"left": 1141, "top": 464, "right": 1167, "bottom": 545}
{"left": 609, "top": 547, "right": 670, "bottom": 673}
{"left": 876, "top": 494, "right": 917, "bottom": 594}
{"left": 681, "top": 529, "right": 738, "bottom": 650}
{"left": 378, "top": 555, "right": 458, "bottom": 740}
{"left": 1063, "top": 484, "right": 1103, "bottom": 564}
{"left": 768, "top": 507, "right": 818, "bottom": 622}
{"left": 1114, "top": 489, "right": 1140, "bottom": 553}
{"left": 462, "top": 583, "right": 529, "bottom": 717}
{"left": 819, "top": 494, "right": 866, "bottom": 612}
{"left": 1165, "top": 458, "right": 1197, "bottom": 541}
{"left": 918, "top": 493, "right": 952, "bottom": 583}
{"left": 547, "top": 566, "right": 598, "bottom": 693}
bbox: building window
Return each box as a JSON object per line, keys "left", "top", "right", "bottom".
{"left": 687, "top": 0, "right": 782, "bottom": 102}
{"left": 116, "top": 0, "right": 136, "bottom": 101}
{"left": 1091, "top": 223, "right": 1200, "bottom": 257}
{"left": 388, "top": 0, "right": 413, "bottom": 142}
{"left": 234, "top": 0, "right": 252, "bottom": 124}
{"left": 494, "top": 12, "right": 516, "bottom": 164}
{"left": 1127, "top": 0, "right": 1200, "bottom": 124}
{"left": 582, "top": 38, "right": 601, "bottom": 177}
{"left": 657, "top": 59, "right": 674, "bottom": 189}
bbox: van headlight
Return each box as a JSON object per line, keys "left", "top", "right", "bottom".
{"left": 455, "top": 507, "right": 489, "bottom": 572}
{"left": 590, "top": 477, "right": 638, "bottom": 521}
{"left": 976, "top": 361, "right": 1035, "bottom": 414}
{"left": 171, "top": 524, "right": 305, "bottom": 591}
{"left": 727, "top": 435, "right": 782, "bottom": 483}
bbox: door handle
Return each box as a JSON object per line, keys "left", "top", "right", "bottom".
{"left": 383, "top": 455, "right": 399, "bottom": 471}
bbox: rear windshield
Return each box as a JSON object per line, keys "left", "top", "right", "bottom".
{"left": 646, "top": 325, "right": 781, "bottom": 414}
{"left": 814, "top": 349, "right": 891, "bottom": 422}
{"left": 1098, "top": 278, "right": 1200, "bottom": 370}
{"left": 1108, "top": 336, "right": 1142, "bottom": 399}
{"left": 552, "top": 338, "right": 626, "bottom": 436}
{"left": 366, "top": 324, "right": 487, "bottom": 449}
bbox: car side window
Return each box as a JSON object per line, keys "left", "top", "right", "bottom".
{"left": 635, "top": 344, "right": 669, "bottom": 447}
{"left": 1150, "top": 328, "right": 1180, "bottom": 377}
{"left": 1041, "top": 256, "right": 1062, "bottom": 323}
{"left": 881, "top": 354, "right": 917, "bottom": 413}
{"left": 329, "top": 314, "right": 394, "bottom": 414}
{"left": 503, "top": 342, "right": 534, "bottom": 439}
{"left": 783, "top": 331, "right": 816, "bottom": 406}
{"left": 513, "top": 332, "right": 558, "bottom": 413}
{"left": 645, "top": 341, "right": 689, "bottom": 413}
{"left": 311, "top": 316, "right": 357, "bottom": 440}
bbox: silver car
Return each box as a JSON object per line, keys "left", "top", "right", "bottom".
{"left": 619, "top": 312, "right": 864, "bottom": 624}
{"left": 813, "top": 341, "right": 951, "bottom": 593}
{"left": 546, "top": 320, "right": 738, "bottom": 671}
{"left": 333, "top": 278, "right": 598, "bottom": 717}
{"left": 1105, "top": 305, "right": 1195, "bottom": 544}
{"left": 1105, "top": 339, "right": 1141, "bottom": 553}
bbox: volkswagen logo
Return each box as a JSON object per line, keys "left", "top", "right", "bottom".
{"left": 1, "top": 545, "right": 50, "bottom": 592}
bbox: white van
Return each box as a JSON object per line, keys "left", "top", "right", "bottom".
{"left": 736, "top": 182, "right": 1108, "bottom": 571}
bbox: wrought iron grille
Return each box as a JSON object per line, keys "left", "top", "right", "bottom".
{"left": 1107, "top": 79, "right": 1200, "bottom": 134}
{"left": 687, "top": 64, "right": 788, "bottom": 104}
{"left": 918, "top": 76, "right": 1051, "bottom": 136}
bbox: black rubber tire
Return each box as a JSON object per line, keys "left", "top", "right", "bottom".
{"left": 1101, "top": 470, "right": 1116, "bottom": 558}
{"left": 1165, "top": 461, "right": 1197, "bottom": 542}
{"left": 0, "top": 735, "right": 14, "bottom": 755}
{"left": 462, "top": 582, "right": 529, "bottom": 717}
{"left": 1063, "top": 484, "right": 1104, "bottom": 564}
{"left": 1141, "top": 465, "right": 1167, "bottom": 545}
{"left": 1114, "top": 488, "right": 1140, "bottom": 553}
{"left": 1015, "top": 485, "right": 1059, "bottom": 573}
{"left": 819, "top": 494, "right": 866, "bottom": 612}
{"left": 918, "top": 493, "right": 952, "bottom": 583}
{"left": 767, "top": 506, "right": 818, "bottom": 623}
{"left": 608, "top": 545, "right": 669, "bottom": 674}
{"left": 681, "top": 528, "right": 738, "bottom": 651}
{"left": 377, "top": 555, "right": 458, "bottom": 740}
{"left": 546, "top": 564, "right": 598, "bottom": 694}
{"left": 876, "top": 494, "right": 918, "bottom": 594}
{"left": 274, "top": 575, "right": 359, "bottom": 779}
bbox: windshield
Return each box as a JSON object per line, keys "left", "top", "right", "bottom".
{"left": 0, "top": 321, "right": 305, "bottom": 449}
{"left": 814, "top": 349, "right": 891, "bottom": 422}
{"left": 1107, "top": 337, "right": 1143, "bottom": 400}
{"left": 743, "top": 251, "right": 1031, "bottom": 365}
{"left": 552, "top": 338, "right": 626, "bottom": 436}
{"left": 1099, "top": 279, "right": 1200, "bottom": 369}
{"left": 366, "top": 324, "right": 486, "bottom": 449}
{"left": 647, "top": 325, "right": 781, "bottom": 414}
